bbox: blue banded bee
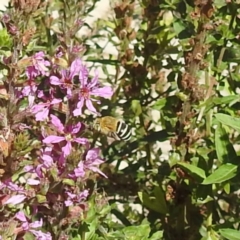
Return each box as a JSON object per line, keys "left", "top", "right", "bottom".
{"left": 91, "top": 116, "right": 132, "bottom": 141}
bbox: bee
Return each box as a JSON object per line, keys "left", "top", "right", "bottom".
{"left": 91, "top": 116, "right": 132, "bottom": 141}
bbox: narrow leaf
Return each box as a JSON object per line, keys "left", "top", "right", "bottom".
{"left": 215, "top": 123, "right": 237, "bottom": 163}
{"left": 215, "top": 114, "right": 240, "bottom": 131}
{"left": 150, "top": 231, "right": 164, "bottom": 240}
{"left": 176, "top": 162, "right": 206, "bottom": 180}
{"left": 138, "top": 187, "right": 168, "bottom": 214}
{"left": 202, "top": 164, "right": 237, "bottom": 185}
{"left": 131, "top": 100, "right": 142, "bottom": 116}
{"left": 219, "top": 228, "right": 240, "bottom": 240}
{"left": 122, "top": 224, "right": 150, "bottom": 238}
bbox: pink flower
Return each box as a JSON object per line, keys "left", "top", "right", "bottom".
{"left": 15, "top": 211, "right": 52, "bottom": 239}
{"left": 22, "top": 67, "right": 39, "bottom": 106}
{"left": 69, "top": 148, "right": 107, "bottom": 179}
{"left": 2, "top": 180, "right": 25, "bottom": 193}
{"left": 24, "top": 147, "right": 56, "bottom": 178}
{"left": 69, "top": 161, "right": 85, "bottom": 178}
{"left": 22, "top": 52, "right": 50, "bottom": 105}
{"left": 42, "top": 114, "right": 88, "bottom": 157}
{"left": 30, "top": 230, "right": 52, "bottom": 240}
{"left": 73, "top": 68, "right": 113, "bottom": 116}
{"left": 36, "top": 147, "right": 55, "bottom": 174}
{"left": 26, "top": 178, "right": 41, "bottom": 186}
{"left": 50, "top": 58, "right": 82, "bottom": 97}
{"left": 1, "top": 181, "right": 27, "bottom": 205}
{"left": 64, "top": 189, "right": 89, "bottom": 206}
{"left": 30, "top": 51, "right": 50, "bottom": 76}
{"left": 83, "top": 148, "right": 107, "bottom": 178}
{"left": 31, "top": 90, "right": 62, "bottom": 121}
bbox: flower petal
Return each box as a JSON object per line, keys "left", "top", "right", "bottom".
{"left": 30, "top": 219, "right": 43, "bottom": 228}
{"left": 69, "top": 58, "right": 82, "bottom": 79}
{"left": 62, "top": 141, "right": 72, "bottom": 156}
{"left": 27, "top": 179, "right": 40, "bottom": 185}
{"left": 88, "top": 166, "right": 108, "bottom": 178}
{"left": 65, "top": 200, "right": 73, "bottom": 207}
{"left": 71, "top": 122, "right": 81, "bottom": 134}
{"left": 88, "top": 70, "right": 98, "bottom": 88}
{"left": 91, "top": 86, "right": 113, "bottom": 98}
{"left": 35, "top": 108, "right": 49, "bottom": 121}
{"left": 30, "top": 230, "right": 52, "bottom": 240}
{"left": 43, "top": 135, "right": 65, "bottom": 144}
{"left": 86, "top": 148, "right": 100, "bottom": 160}
{"left": 85, "top": 99, "right": 97, "bottom": 113}
{"left": 79, "top": 64, "right": 89, "bottom": 86}
{"left": 50, "top": 76, "right": 62, "bottom": 85}
{"left": 5, "top": 195, "right": 26, "bottom": 205}
{"left": 74, "top": 137, "right": 88, "bottom": 145}
{"left": 50, "top": 114, "right": 64, "bottom": 132}
{"left": 73, "top": 161, "right": 85, "bottom": 178}
{"left": 51, "top": 98, "right": 62, "bottom": 105}
{"left": 15, "top": 211, "right": 27, "bottom": 221}
{"left": 31, "top": 103, "right": 46, "bottom": 113}
{"left": 73, "top": 98, "right": 85, "bottom": 116}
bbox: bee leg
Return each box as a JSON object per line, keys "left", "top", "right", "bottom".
{"left": 108, "top": 131, "right": 120, "bottom": 140}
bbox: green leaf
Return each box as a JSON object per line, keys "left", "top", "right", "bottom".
{"left": 215, "top": 114, "right": 240, "bottom": 131}
{"left": 131, "top": 100, "right": 142, "bottom": 116}
{"left": 223, "top": 182, "right": 230, "bottom": 194}
{"left": 23, "top": 233, "right": 35, "bottom": 240}
{"left": 205, "top": 34, "right": 224, "bottom": 45}
{"left": 219, "top": 228, "right": 240, "bottom": 240}
{"left": 138, "top": 186, "right": 168, "bottom": 214}
{"left": 62, "top": 179, "right": 75, "bottom": 186}
{"left": 36, "top": 195, "right": 47, "bottom": 203}
{"left": 152, "top": 98, "right": 167, "bottom": 110}
{"left": 213, "top": 95, "right": 240, "bottom": 105}
{"left": 107, "top": 223, "right": 151, "bottom": 239}
{"left": 176, "top": 162, "right": 206, "bottom": 180}
{"left": 84, "top": 219, "right": 97, "bottom": 240}
{"left": 173, "top": 21, "right": 186, "bottom": 35}
{"left": 196, "top": 195, "right": 214, "bottom": 205}
{"left": 102, "top": 20, "right": 116, "bottom": 29}
{"left": 153, "top": 186, "right": 168, "bottom": 212}
{"left": 0, "top": 29, "right": 12, "bottom": 49}
{"left": 122, "top": 224, "right": 150, "bottom": 239}
{"left": 98, "top": 203, "right": 111, "bottom": 216}
{"left": 85, "top": 198, "right": 97, "bottom": 222}
{"left": 215, "top": 122, "right": 237, "bottom": 163}
{"left": 202, "top": 164, "right": 237, "bottom": 185}
{"left": 149, "top": 231, "right": 164, "bottom": 240}
{"left": 203, "top": 95, "right": 240, "bottom": 113}
{"left": 214, "top": 0, "right": 226, "bottom": 8}
{"left": 71, "top": 237, "right": 82, "bottom": 240}
{"left": 86, "top": 59, "right": 118, "bottom": 65}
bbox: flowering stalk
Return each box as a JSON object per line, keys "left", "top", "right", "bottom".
{"left": 0, "top": 47, "right": 113, "bottom": 239}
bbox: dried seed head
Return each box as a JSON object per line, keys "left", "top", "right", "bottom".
{"left": 11, "top": 0, "right": 41, "bottom": 13}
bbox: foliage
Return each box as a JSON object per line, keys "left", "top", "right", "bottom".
{"left": 1, "top": 0, "right": 240, "bottom": 239}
